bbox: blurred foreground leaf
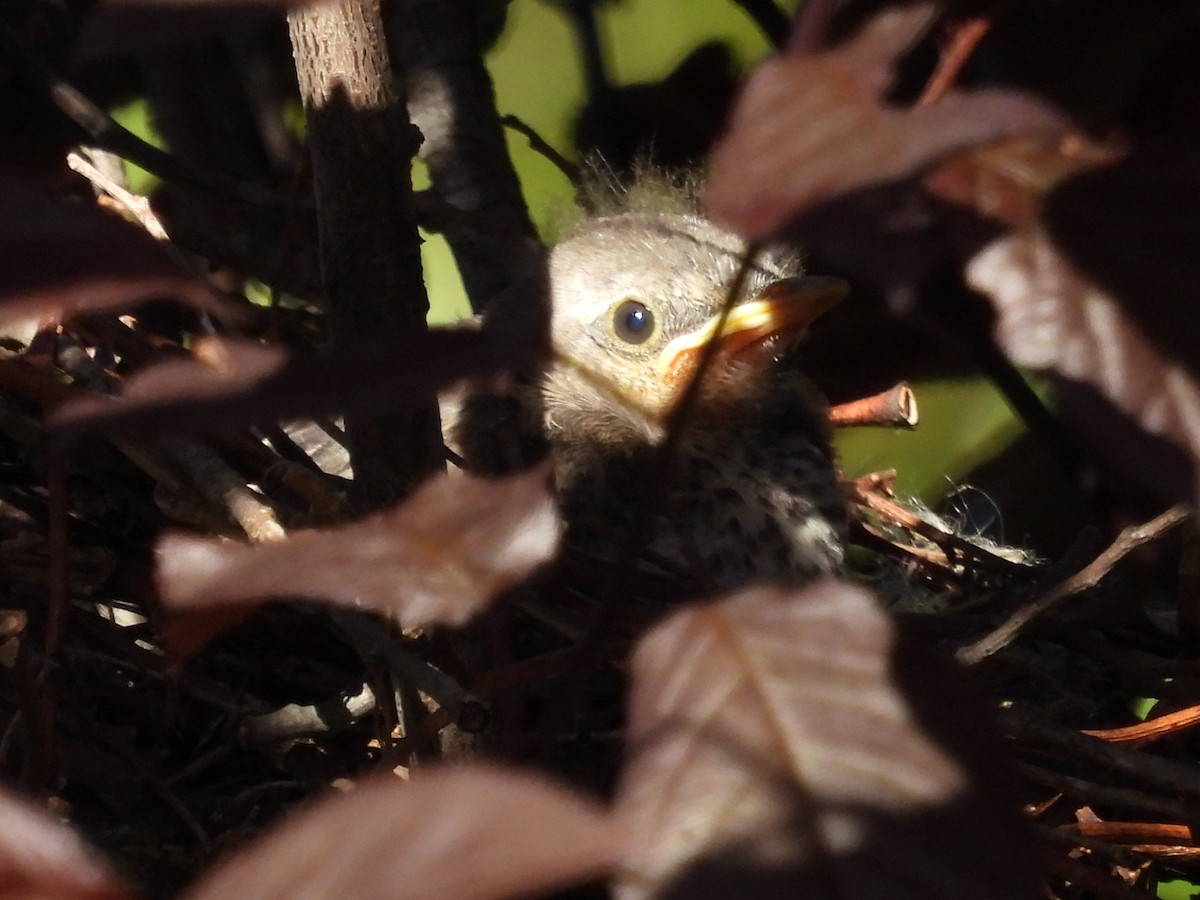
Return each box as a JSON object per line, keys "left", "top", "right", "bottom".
{"left": 157, "top": 465, "right": 561, "bottom": 633}
{"left": 614, "top": 580, "right": 1035, "bottom": 900}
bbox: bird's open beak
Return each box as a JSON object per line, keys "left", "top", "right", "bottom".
{"left": 656, "top": 275, "right": 849, "bottom": 379}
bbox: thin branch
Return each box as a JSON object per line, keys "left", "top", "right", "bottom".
{"left": 829, "top": 382, "right": 918, "bottom": 427}
{"left": 845, "top": 474, "right": 1041, "bottom": 577}
{"left": 155, "top": 437, "right": 288, "bottom": 544}
{"left": 1006, "top": 711, "right": 1200, "bottom": 807}
{"left": 730, "top": 0, "right": 790, "bottom": 47}
{"left": 1018, "top": 761, "right": 1200, "bottom": 823}
{"left": 329, "top": 610, "right": 480, "bottom": 718}
{"left": 242, "top": 609, "right": 489, "bottom": 751}
{"left": 917, "top": 16, "right": 992, "bottom": 107}
{"left": 68, "top": 150, "right": 169, "bottom": 240}
{"left": 1040, "top": 841, "right": 1159, "bottom": 899}
{"left": 501, "top": 114, "right": 581, "bottom": 187}
{"left": 243, "top": 680, "right": 378, "bottom": 745}
{"left": 0, "top": 18, "right": 297, "bottom": 210}
{"left": 958, "top": 505, "right": 1191, "bottom": 664}
{"left": 1069, "top": 821, "right": 1197, "bottom": 846}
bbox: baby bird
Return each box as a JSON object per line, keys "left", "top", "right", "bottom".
{"left": 536, "top": 209, "right": 848, "bottom": 588}
{"left": 290, "top": 203, "right": 850, "bottom": 589}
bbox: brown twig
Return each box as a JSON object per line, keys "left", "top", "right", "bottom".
{"left": 846, "top": 472, "right": 1040, "bottom": 577}
{"left": 829, "top": 382, "right": 918, "bottom": 427}
{"left": 1082, "top": 702, "right": 1200, "bottom": 747}
{"left": 853, "top": 520, "right": 955, "bottom": 574}
{"left": 222, "top": 433, "right": 350, "bottom": 523}
{"left": 957, "top": 505, "right": 1190, "bottom": 665}
{"left": 155, "top": 437, "right": 288, "bottom": 543}
{"left": 1068, "top": 821, "right": 1197, "bottom": 846}
{"left": 916, "top": 17, "right": 992, "bottom": 106}
{"left": 329, "top": 610, "right": 480, "bottom": 718}
{"left": 729, "top": 0, "right": 790, "bottom": 48}
{"left": 1041, "top": 844, "right": 1158, "bottom": 900}
{"left": 289, "top": 0, "right": 444, "bottom": 511}
{"left": 47, "top": 337, "right": 293, "bottom": 543}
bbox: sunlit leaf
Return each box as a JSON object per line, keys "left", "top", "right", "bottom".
{"left": 0, "top": 786, "right": 130, "bottom": 900}
{"left": 185, "top": 766, "right": 624, "bottom": 900}
{"left": 614, "top": 580, "right": 1035, "bottom": 899}
{"left": 157, "top": 465, "right": 561, "bottom": 631}
{"left": 706, "top": 4, "right": 1066, "bottom": 240}
{"left": 1042, "top": 147, "right": 1200, "bottom": 377}
{"left": 967, "top": 226, "right": 1199, "bottom": 502}
{"left": 923, "top": 132, "right": 1123, "bottom": 229}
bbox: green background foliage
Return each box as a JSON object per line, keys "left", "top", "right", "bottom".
{"left": 460, "top": 0, "right": 1044, "bottom": 533}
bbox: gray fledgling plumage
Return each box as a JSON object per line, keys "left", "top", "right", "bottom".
{"left": 538, "top": 211, "right": 848, "bottom": 588}
{"left": 289, "top": 208, "right": 849, "bottom": 589}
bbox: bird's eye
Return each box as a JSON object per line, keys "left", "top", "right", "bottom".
{"left": 612, "top": 299, "right": 656, "bottom": 345}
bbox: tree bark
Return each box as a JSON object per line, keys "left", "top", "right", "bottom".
{"left": 391, "top": 0, "right": 543, "bottom": 314}
{"left": 288, "top": 0, "right": 443, "bottom": 511}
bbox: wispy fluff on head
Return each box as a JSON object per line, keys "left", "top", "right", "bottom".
{"left": 543, "top": 158, "right": 706, "bottom": 242}
{"left": 544, "top": 157, "right": 801, "bottom": 273}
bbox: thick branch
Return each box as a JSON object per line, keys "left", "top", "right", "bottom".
{"left": 288, "top": 0, "right": 443, "bottom": 511}
{"left": 391, "top": 0, "right": 544, "bottom": 313}
{"left": 389, "top": 0, "right": 550, "bottom": 481}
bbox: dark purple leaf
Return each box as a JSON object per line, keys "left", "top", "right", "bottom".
{"left": 1042, "top": 145, "right": 1200, "bottom": 378}
{"left": 0, "top": 785, "right": 131, "bottom": 899}
{"left": 157, "top": 465, "right": 561, "bottom": 630}
{"left": 967, "top": 225, "right": 1200, "bottom": 504}
{"left": 75, "top": 0, "right": 330, "bottom": 62}
{"left": 706, "top": 4, "right": 1066, "bottom": 240}
{"left": 615, "top": 580, "right": 1036, "bottom": 900}
{"left": 47, "top": 326, "right": 532, "bottom": 443}
{"left": 185, "top": 766, "right": 624, "bottom": 900}
{"left": 923, "top": 133, "right": 1124, "bottom": 229}
{"left": 0, "top": 172, "right": 243, "bottom": 328}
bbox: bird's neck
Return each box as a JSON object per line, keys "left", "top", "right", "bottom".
{"left": 544, "top": 366, "right": 834, "bottom": 487}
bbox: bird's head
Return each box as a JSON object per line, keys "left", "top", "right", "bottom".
{"left": 542, "top": 211, "right": 847, "bottom": 447}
